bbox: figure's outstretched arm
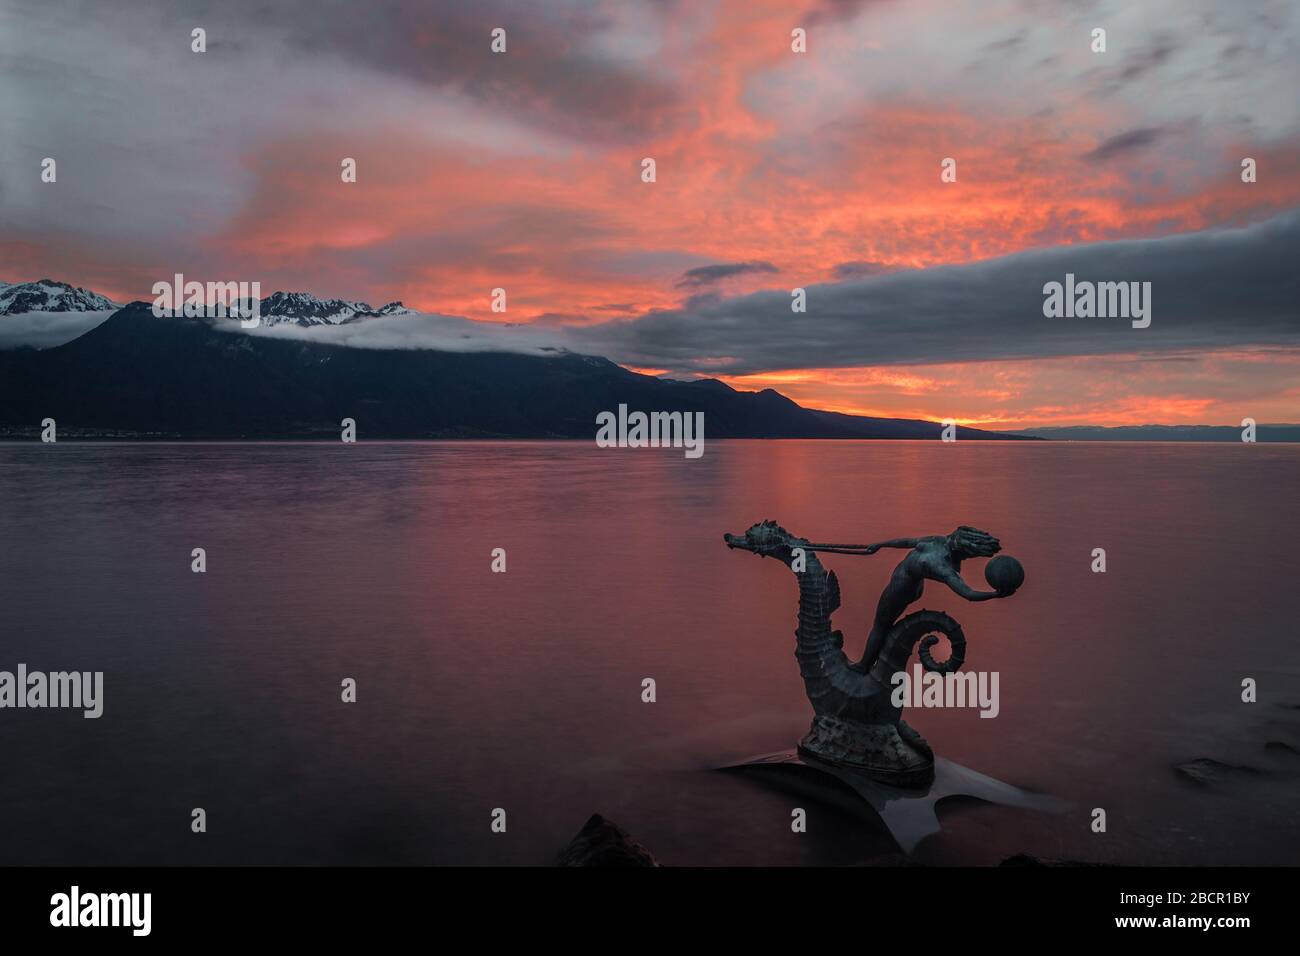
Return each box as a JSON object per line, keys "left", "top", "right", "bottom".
{"left": 871, "top": 537, "right": 921, "bottom": 550}
{"left": 935, "top": 564, "right": 1003, "bottom": 601}
{"left": 805, "top": 537, "right": 919, "bottom": 555}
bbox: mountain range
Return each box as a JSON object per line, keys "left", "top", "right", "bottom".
{"left": 0, "top": 281, "right": 414, "bottom": 327}
{"left": 1005, "top": 424, "right": 1300, "bottom": 442}
{"left": 0, "top": 299, "right": 1025, "bottom": 441}
{"left": 1, "top": 280, "right": 1293, "bottom": 441}
{"left": 237, "top": 291, "right": 415, "bottom": 326}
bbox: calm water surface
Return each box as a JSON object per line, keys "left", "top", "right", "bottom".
{"left": 1, "top": 441, "right": 1297, "bottom": 865}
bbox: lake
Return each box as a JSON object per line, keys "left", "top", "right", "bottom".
{"left": 1, "top": 440, "right": 1297, "bottom": 865}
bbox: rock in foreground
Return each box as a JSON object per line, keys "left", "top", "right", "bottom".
{"left": 554, "top": 814, "right": 659, "bottom": 867}
{"left": 1000, "top": 853, "right": 1107, "bottom": 867}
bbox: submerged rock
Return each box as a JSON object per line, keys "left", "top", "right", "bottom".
{"left": 554, "top": 814, "right": 659, "bottom": 867}
{"left": 1174, "top": 758, "right": 1261, "bottom": 786}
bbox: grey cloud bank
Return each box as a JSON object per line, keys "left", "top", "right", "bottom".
{"left": 570, "top": 208, "right": 1300, "bottom": 375}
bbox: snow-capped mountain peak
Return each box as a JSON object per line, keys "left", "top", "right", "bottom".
{"left": 238, "top": 291, "right": 416, "bottom": 326}
{"left": 0, "top": 279, "right": 121, "bottom": 315}
{"left": 0, "top": 280, "right": 417, "bottom": 326}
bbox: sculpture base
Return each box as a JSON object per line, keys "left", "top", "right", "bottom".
{"left": 798, "top": 715, "right": 935, "bottom": 788}
{"left": 721, "top": 749, "right": 1065, "bottom": 854}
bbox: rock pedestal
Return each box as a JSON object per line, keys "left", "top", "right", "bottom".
{"left": 798, "top": 715, "right": 935, "bottom": 788}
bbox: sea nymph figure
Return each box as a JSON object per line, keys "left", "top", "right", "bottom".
{"left": 724, "top": 521, "right": 1023, "bottom": 785}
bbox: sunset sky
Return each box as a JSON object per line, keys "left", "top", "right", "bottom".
{"left": 3, "top": 0, "right": 1298, "bottom": 427}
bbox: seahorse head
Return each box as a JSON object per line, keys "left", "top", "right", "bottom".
{"left": 723, "top": 519, "right": 807, "bottom": 563}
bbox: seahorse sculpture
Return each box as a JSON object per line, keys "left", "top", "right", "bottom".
{"left": 724, "top": 519, "right": 1020, "bottom": 786}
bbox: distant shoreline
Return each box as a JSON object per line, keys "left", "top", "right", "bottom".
{"left": 4, "top": 435, "right": 1300, "bottom": 445}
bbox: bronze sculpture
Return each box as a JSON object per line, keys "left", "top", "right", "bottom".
{"left": 724, "top": 520, "right": 1023, "bottom": 787}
